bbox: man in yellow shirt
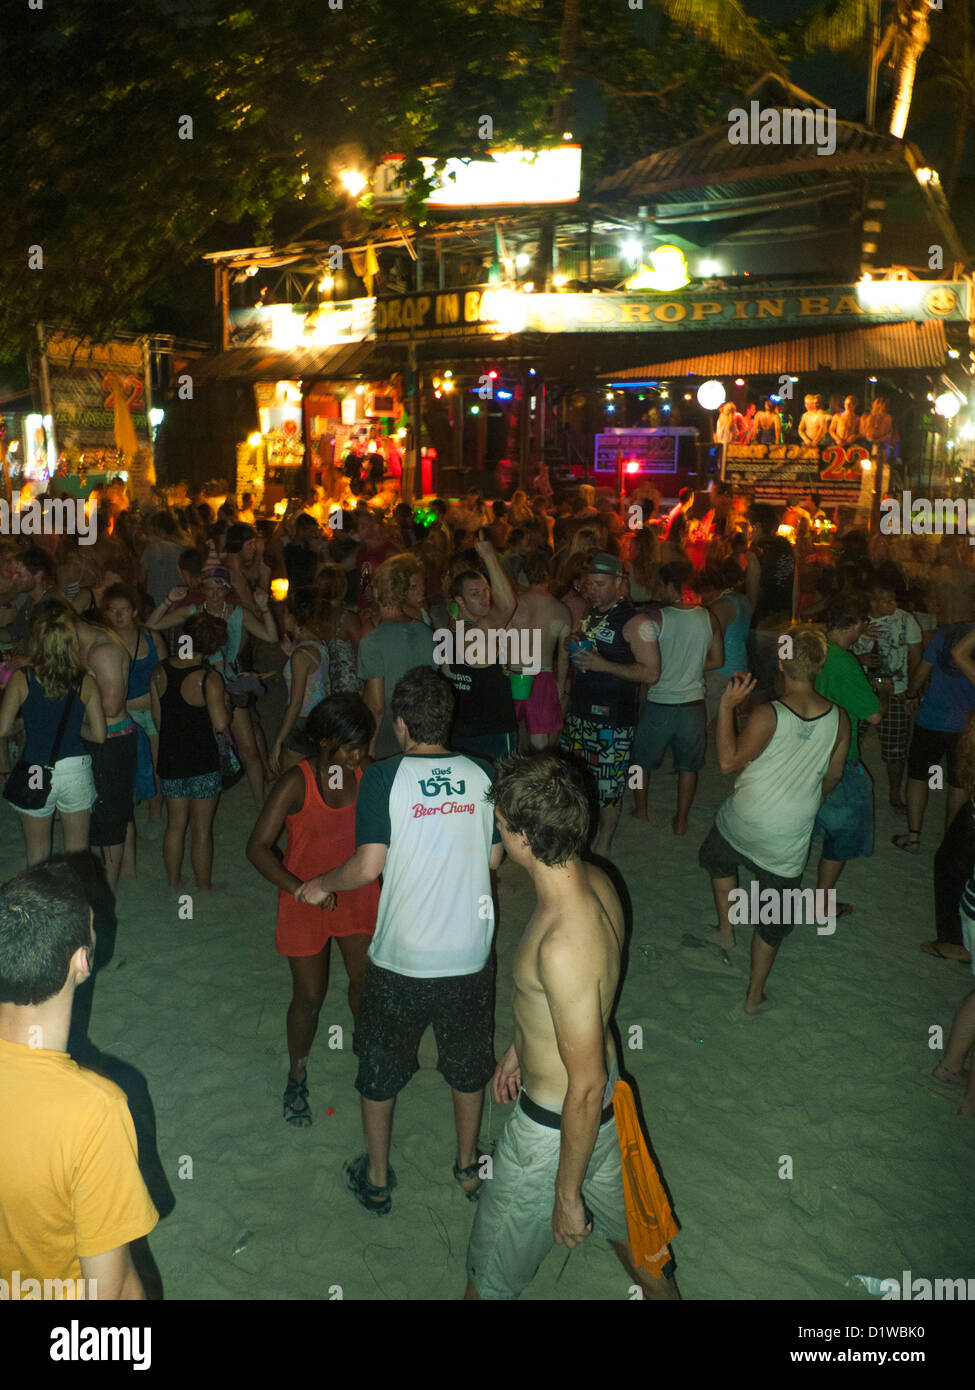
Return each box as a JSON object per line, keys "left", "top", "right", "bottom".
{"left": 0, "top": 862, "right": 157, "bottom": 1300}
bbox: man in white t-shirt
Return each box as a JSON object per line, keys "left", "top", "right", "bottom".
{"left": 851, "top": 575, "right": 923, "bottom": 813}
{"left": 297, "top": 666, "right": 503, "bottom": 1214}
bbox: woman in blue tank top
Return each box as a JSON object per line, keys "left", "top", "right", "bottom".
{"left": 102, "top": 583, "right": 168, "bottom": 818}
{"left": 0, "top": 603, "right": 107, "bottom": 866}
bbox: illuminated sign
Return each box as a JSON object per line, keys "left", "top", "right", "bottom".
{"left": 594, "top": 431, "right": 680, "bottom": 474}
{"left": 375, "top": 282, "right": 969, "bottom": 338}
{"left": 373, "top": 147, "right": 582, "bottom": 208}
{"left": 624, "top": 246, "right": 690, "bottom": 292}
{"left": 229, "top": 301, "right": 375, "bottom": 350}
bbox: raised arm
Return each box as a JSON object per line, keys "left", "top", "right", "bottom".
{"left": 146, "top": 589, "right": 191, "bottom": 632}
{"left": 475, "top": 537, "right": 516, "bottom": 625}
{"left": 240, "top": 589, "right": 278, "bottom": 643}
{"left": 715, "top": 675, "right": 776, "bottom": 774}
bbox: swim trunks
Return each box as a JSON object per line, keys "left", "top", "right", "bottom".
{"left": 514, "top": 670, "right": 563, "bottom": 737}
{"left": 560, "top": 714, "right": 633, "bottom": 807}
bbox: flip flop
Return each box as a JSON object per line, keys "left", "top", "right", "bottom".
{"left": 921, "top": 941, "right": 972, "bottom": 963}
{"left": 891, "top": 833, "right": 920, "bottom": 853}
{"left": 283, "top": 1077, "right": 312, "bottom": 1127}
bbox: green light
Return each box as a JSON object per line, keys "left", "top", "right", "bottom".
{"left": 470, "top": 405, "right": 480, "bottom": 415}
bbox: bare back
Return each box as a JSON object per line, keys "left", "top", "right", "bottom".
{"left": 511, "top": 588, "right": 571, "bottom": 671}
{"left": 512, "top": 862, "right": 623, "bottom": 1109}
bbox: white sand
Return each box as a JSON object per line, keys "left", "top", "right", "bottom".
{"left": 3, "top": 732, "right": 972, "bottom": 1301}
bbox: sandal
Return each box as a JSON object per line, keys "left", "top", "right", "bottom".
{"left": 891, "top": 832, "right": 920, "bottom": 853}
{"left": 345, "top": 1153, "right": 397, "bottom": 1216}
{"left": 283, "top": 1077, "right": 312, "bottom": 1127}
{"left": 453, "top": 1146, "right": 492, "bottom": 1202}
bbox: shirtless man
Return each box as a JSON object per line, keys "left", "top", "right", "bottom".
{"left": 446, "top": 536, "right": 518, "bottom": 761}
{"left": 798, "top": 394, "right": 829, "bottom": 449}
{"left": 76, "top": 618, "right": 135, "bottom": 891}
{"left": 509, "top": 549, "right": 570, "bottom": 751}
{"left": 828, "top": 395, "right": 861, "bottom": 449}
{"left": 464, "top": 753, "right": 679, "bottom": 1300}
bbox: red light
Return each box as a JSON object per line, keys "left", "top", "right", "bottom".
{"left": 488, "top": 370, "right": 499, "bottom": 379}
{"left": 626, "top": 460, "right": 640, "bottom": 474}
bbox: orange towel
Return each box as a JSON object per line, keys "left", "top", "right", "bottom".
{"left": 613, "top": 1077, "right": 679, "bottom": 1277}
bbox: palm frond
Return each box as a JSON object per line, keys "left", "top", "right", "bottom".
{"left": 802, "top": 0, "right": 871, "bottom": 53}
{"left": 654, "top": 0, "right": 785, "bottom": 72}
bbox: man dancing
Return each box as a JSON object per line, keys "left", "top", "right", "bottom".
{"left": 465, "top": 753, "right": 679, "bottom": 1300}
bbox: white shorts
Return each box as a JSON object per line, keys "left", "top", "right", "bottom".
{"left": 18, "top": 755, "right": 97, "bottom": 819}
{"left": 961, "top": 908, "right": 975, "bottom": 979}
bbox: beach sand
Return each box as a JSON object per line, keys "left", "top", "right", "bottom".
{"left": 4, "top": 723, "right": 972, "bottom": 1301}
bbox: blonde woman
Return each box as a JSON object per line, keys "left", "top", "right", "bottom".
{"left": 356, "top": 554, "right": 434, "bottom": 759}
{"left": 0, "top": 603, "right": 107, "bottom": 866}
{"left": 508, "top": 489, "right": 533, "bottom": 527}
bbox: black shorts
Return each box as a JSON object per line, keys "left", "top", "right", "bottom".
{"left": 907, "top": 723, "right": 962, "bottom": 788}
{"left": 355, "top": 957, "right": 496, "bottom": 1102}
{"left": 698, "top": 822, "right": 803, "bottom": 949}
{"left": 88, "top": 730, "right": 137, "bottom": 847}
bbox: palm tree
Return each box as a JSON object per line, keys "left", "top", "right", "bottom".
{"left": 803, "top": 0, "right": 933, "bottom": 139}
{"left": 911, "top": 0, "right": 975, "bottom": 199}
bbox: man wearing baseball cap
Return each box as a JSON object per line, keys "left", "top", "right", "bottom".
{"left": 561, "top": 554, "right": 659, "bottom": 856}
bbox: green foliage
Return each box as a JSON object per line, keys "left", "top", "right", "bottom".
{"left": 1, "top": 0, "right": 792, "bottom": 360}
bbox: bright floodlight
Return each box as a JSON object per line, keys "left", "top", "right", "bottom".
{"left": 697, "top": 380, "right": 726, "bottom": 410}
{"left": 699, "top": 259, "right": 721, "bottom": 276}
{"left": 515, "top": 252, "right": 531, "bottom": 269}
{"left": 622, "top": 239, "right": 642, "bottom": 263}
{"left": 935, "top": 392, "right": 961, "bottom": 418}
{"left": 340, "top": 169, "right": 367, "bottom": 197}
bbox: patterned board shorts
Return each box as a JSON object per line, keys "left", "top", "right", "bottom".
{"left": 863, "top": 692, "right": 909, "bottom": 763}
{"left": 560, "top": 714, "right": 634, "bottom": 807}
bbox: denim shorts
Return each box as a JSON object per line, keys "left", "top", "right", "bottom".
{"left": 812, "top": 759, "right": 874, "bottom": 862}
{"left": 631, "top": 700, "right": 706, "bottom": 773}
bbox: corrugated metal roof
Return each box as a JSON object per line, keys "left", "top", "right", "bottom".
{"left": 599, "top": 320, "right": 949, "bottom": 379}
{"left": 192, "top": 340, "right": 383, "bottom": 382}
{"left": 597, "top": 74, "right": 908, "bottom": 200}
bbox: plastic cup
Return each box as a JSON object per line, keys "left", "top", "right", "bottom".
{"left": 569, "top": 639, "right": 595, "bottom": 666}
{"left": 509, "top": 671, "right": 535, "bottom": 700}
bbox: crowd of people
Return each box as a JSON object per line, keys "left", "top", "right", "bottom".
{"left": 2, "top": 465, "right": 974, "bottom": 1301}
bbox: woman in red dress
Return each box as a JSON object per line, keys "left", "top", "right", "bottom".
{"left": 246, "top": 692, "right": 378, "bottom": 1126}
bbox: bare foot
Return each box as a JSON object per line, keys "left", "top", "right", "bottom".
{"left": 744, "top": 993, "right": 775, "bottom": 1015}
{"left": 631, "top": 809, "right": 649, "bottom": 821}
{"left": 932, "top": 1062, "right": 969, "bottom": 1086}
{"left": 690, "top": 927, "right": 735, "bottom": 951}
{"left": 672, "top": 815, "right": 688, "bottom": 836}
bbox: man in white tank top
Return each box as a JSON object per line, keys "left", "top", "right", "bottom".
{"left": 692, "top": 626, "right": 849, "bottom": 1014}
{"left": 631, "top": 564, "right": 723, "bottom": 835}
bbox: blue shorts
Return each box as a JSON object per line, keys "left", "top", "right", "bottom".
{"left": 631, "top": 700, "right": 706, "bottom": 773}
{"left": 812, "top": 759, "right": 874, "bottom": 862}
